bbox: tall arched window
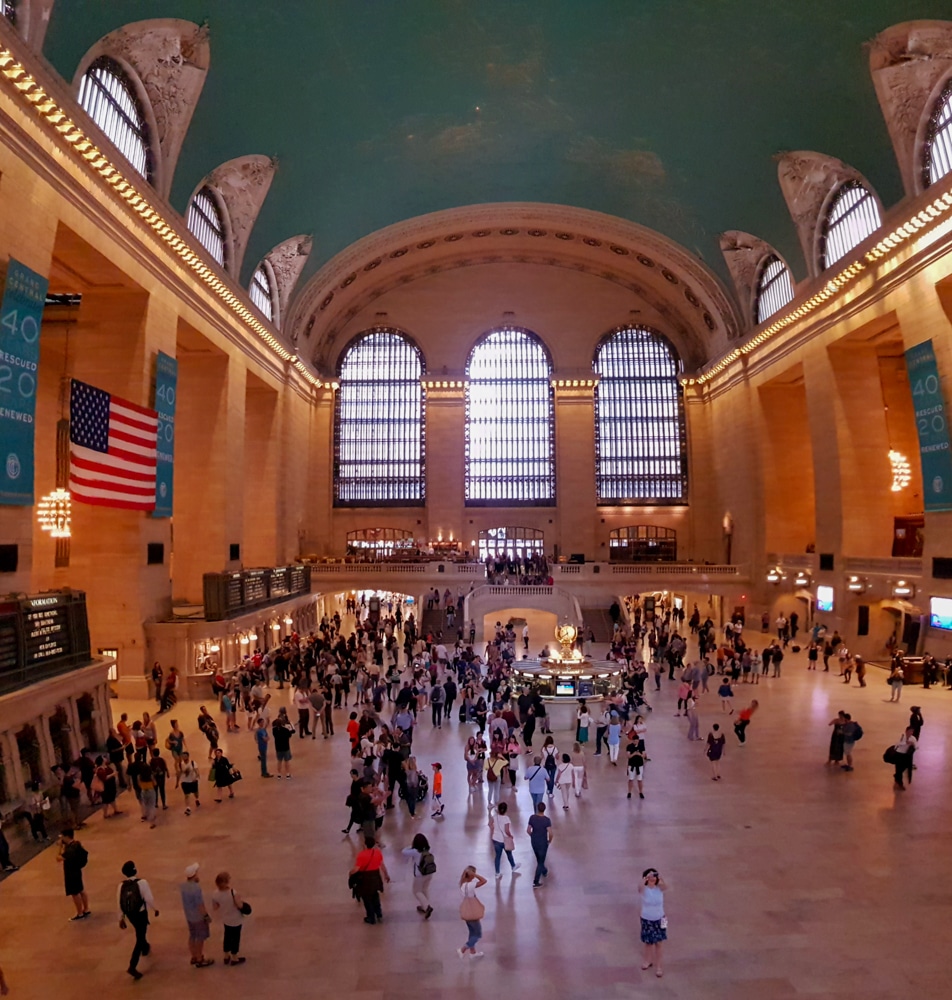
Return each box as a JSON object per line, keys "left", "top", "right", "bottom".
{"left": 334, "top": 329, "right": 425, "bottom": 505}
{"left": 924, "top": 78, "right": 952, "bottom": 188}
{"left": 465, "top": 327, "right": 554, "bottom": 505}
{"left": 249, "top": 263, "right": 274, "bottom": 322}
{"left": 594, "top": 327, "right": 687, "bottom": 504}
{"left": 819, "top": 181, "right": 882, "bottom": 270}
{"left": 754, "top": 255, "right": 795, "bottom": 324}
{"left": 77, "top": 56, "right": 152, "bottom": 181}
{"left": 187, "top": 186, "right": 227, "bottom": 267}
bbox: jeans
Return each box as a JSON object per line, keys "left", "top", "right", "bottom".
{"left": 594, "top": 726, "right": 607, "bottom": 754}
{"left": 127, "top": 911, "right": 150, "bottom": 971}
{"left": 140, "top": 787, "right": 156, "bottom": 823}
{"left": 492, "top": 840, "right": 516, "bottom": 873}
{"left": 487, "top": 778, "right": 500, "bottom": 805}
{"left": 259, "top": 749, "right": 270, "bottom": 776}
{"left": 532, "top": 845, "right": 549, "bottom": 884}
{"left": 431, "top": 703, "right": 443, "bottom": 727}
{"left": 464, "top": 919, "right": 482, "bottom": 949}
{"left": 297, "top": 709, "right": 311, "bottom": 737}
{"left": 155, "top": 775, "right": 166, "bottom": 808}
{"left": 734, "top": 719, "right": 749, "bottom": 743}
{"left": 530, "top": 791, "right": 544, "bottom": 810}
{"left": 687, "top": 713, "right": 699, "bottom": 740}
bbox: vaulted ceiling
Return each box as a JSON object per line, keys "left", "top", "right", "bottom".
{"left": 43, "top": 0, "right": 949, "bottom": 290}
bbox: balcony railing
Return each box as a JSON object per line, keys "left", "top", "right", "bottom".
{"left": 842, "top": 557, "right": 922, "bottom": 576}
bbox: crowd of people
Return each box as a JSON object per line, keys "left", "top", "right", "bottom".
{"left": 0, "top": 592, "right": 941, "bottom": 988}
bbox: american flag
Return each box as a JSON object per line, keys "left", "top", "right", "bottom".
{"left": 69, "top": 379, "right": 158, "bottom": 510}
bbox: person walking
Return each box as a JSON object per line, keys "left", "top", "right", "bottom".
{"left": 149, "top": 747, "right": 170, "bottom": 810}
{"left": 685, "top": 693, "right": 700, "bottom": 741}
{"left": 349, "top": 836, "right": 390, "bottom": 925}
{"left": 180, "top": 752, "right": 201, "bottom": 814}
{"left": 130, "top": 751, "right": 158, "bottom": 828}
{"left": 255, "top": 719, "right": 273, "bottom": 778}
{"left": 607, "top": 712, "right": 623, "bottom": 764}
{"left": 706, "top": 723, "right": 725, "bottom": 779}
{"left": 272, "top": 712, "right": 295, "bottom": 779}
{"left": 0, "top": 830, "right": 17, "bottom": 873}
{"left": 458, "top": 866, "right": 488, "bottom": 959}
{"left": 525, "top": 755, "right": 547, "bottom": 810}
{"left": 486, "top": 748, "right": 508, "bottom": 807}
{"left": 541, "top": 737, "right": 559, "bottom": 796}
{"left": 733, "top": 700, "right": 758, "bottom": 745}
{"left": 556, "top": 753, "right": 574, "bottom": 810}
{"left": 594, "top": 706, "right": 611, "bottom": 756}
{"left": 27, "top": 781, "right": 50, "bottom": 841}
{"left": 210, "top": 748, "right": 237, "bottom": 802}
{"left": 718, "top": 678, "right": 734, "bottom": 714}
{"left": 571, "top": 742, "right": 587, "bottom": 798}
{"left": 840, "top": 713, "right": 861, "bottom": 771}
{"left": 58, "top": 829, "right": 90, "bottom": 920}
{"left": 211, "top": 872, "right": 250, "bottom": 964}
{"left": 576, "top": 702, "right": 593, "bottom": 744}
{"left": 165, "top": 720, "right": 187, "bottom": 785}
{"left": 179, "top": 863, "right": 214, "bottom": 968}
{"left": 889, "top": 726, "right": 917, "bottom": 790}
{"left": 627, "top": 740, "right": 646, "bottom": 799}
{"left": 430, "top": 762, "right": 444, "bottom": 819}
{"left": 488, "top": 802, "right": 519, "bottom": 878}
{"left": 826, "top": 711, "right": 847, "bottom": 767}
{"left": 639, "top": 868, "right": 668, "bottom": 978}
{"left": 118, "top": 860, "right": 158, "bottom": 981}
{"left": 402, "top": 832, "right": 436, "bottom": 919}
{"left": 527, "top": 801, "right": 553, "bottom": 888}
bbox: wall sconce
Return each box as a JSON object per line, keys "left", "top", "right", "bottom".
{"left": 271, "top": 622, "right": 281, "bottom": 631}
{"left": 239, "top": 634, "right": 250, "bottom": 645}
{"left": 248, "top": 632, "right": 258, "bottom": 641}
{"left": 37, "top": 488, "right": 72, "bottom": 538}
{"left": 891, "top": 580, "right": 915, "bottom": 598}
{"left": 284, "top": 616, "right": 293, "bottom": 625}
{"left": 847, "top": 576, "right": 867, "bottom": 593}
{"left": 794, "top": 572, "right": 810, "bottom": 587}
{"left": 766, "top": 567, "right": 782, "bottom": 584}
{"left": 210, "top": 644, "right": 220, "bottom": 652}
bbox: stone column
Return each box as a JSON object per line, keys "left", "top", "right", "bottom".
{"left": 423, "top": 381, "right": 466, "bottom": 548}
{"left": 35, "top": 712, "right": 57, "bottom": 778}
{"left": 1, "top": 731, "right": 26, "bottom": 801}
{"left": 63, "top": 699, "right": 83, "bottom": 759}
{"left": 307, "top": 389, "right": 335, "bottom": 556}
{"left": 552, "top": 379, "right": 597, "bottom": 561}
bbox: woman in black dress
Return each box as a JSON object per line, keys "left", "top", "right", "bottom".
{"left": 210, "top": 748, "right": 236, "bottom": 802}
{"left": 826, "top": 711, "right": 847, "bottom": 766}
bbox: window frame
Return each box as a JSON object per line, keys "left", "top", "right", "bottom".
{"left": 593, "top": 325, "right": 688, "bottom": 506}
{"left": 817, "top": 180, "right": 882, "bottom": 271}
{"left": 609, "top": 525, "right": 678, "bottom": 563}
{"left": 249, "top": 262, "right": 275, "bottom": 323}
{"left": 333, "top": 327, "right": 426, "bottom": 507}
{"left": 753, "top": 254, "right": 795, "bottom": 325}
{"left": 478, "top": 526, "right": 545, "bottom": 561}
{"left": 464, "top": 326, "right": 556, "bottom": 507}
{"left": 187, "top": 185, "right": 229, "bottom": 270}
{"left": 923, "top": 76, "right": 952, "bottom": 189}
{"left": 77, "top": 55, "right": 154, "bottom": 183}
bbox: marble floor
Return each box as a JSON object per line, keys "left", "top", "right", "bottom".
{"left": 1, "top": 646, "right": 951, "bottom": 999}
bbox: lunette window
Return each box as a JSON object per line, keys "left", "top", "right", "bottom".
{"left": 187, "top": 186, "right": 227, "bottom": 267}
{"left": 478, "top": 526, "right": 544, "bottom": 561}
{"left": 924, "top": 78, "right": 952, "bottom": 187}
{"left": 334, "top": 329, "right": 425, "bottom": 505}
{"left": 819, "top": 181, "right": 882, "bottom": 270}
{"left": 77, "top": 56, "right": 152, "bottom": 182}
{"left": 594, "top": 327, "right": 687, "bottom": 504}
{"left": 465, "top": 327, "right": 555, "bottom": 505}
{"left": 754, "top": 255, "right": 795, "bottom": 324}
{"left": 249, "top": 264, "right": 274, "bottom": 321}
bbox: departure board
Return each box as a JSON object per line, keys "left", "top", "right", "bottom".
{"left": 203, "top": 565, "right": 312, "bottom": 621}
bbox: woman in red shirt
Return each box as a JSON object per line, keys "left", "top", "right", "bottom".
{"left": 349, "top": 836, "right": 390, "bottom": 924}
{"left": 733, "top": 700, "right": 759, "bottom": 744}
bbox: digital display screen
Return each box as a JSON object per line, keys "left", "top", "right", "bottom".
{"left": 577, "top": 680, "right": 595, "bottom": 698}
{"left": 930, "top": 596, "right": 952, "bottom": 630}
{"left": 556, "top": 679, "right": 575, "bottom": 696}
{"left": 816, "top": 585, "right": 834, "bottom": 613}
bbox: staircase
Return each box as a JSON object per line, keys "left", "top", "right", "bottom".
{"left": 581, "top": 607, "right": 616, "bottom": 643}
{"left": 421, "top": 606, "right": 457, "bottom": 638}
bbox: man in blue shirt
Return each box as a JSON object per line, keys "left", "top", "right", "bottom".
{"left": 524, "top": 755, "right": 547, "bottom": 810}
{"left": 255, "top": 719, "right": 272, "bottom": 778}
{"left": 526, "top": 802, "right": 553, "bottom": 888}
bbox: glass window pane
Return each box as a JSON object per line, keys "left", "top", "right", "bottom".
{"left": 78, "top": 56, "right": 151, "bottom": 182}
{"left": 334, "top": 329, "right": 425, "bottom": 505}
{"left": 820, "top": 181, "right": 882, "bottom": 270}
{"left": 925, "top": 79, "right": 952, "bottom": 187}
{"left": 755, "top": 255, "right": 795, "bottom": 324}
{"left": 249, "top": 264, "right": 274, "bottom": 321}
{"left": 187, "top": 187, "right": 226, "bottom": 266}
{"left": 465, "top": 328, "right": 554, "bottom": 503}
{"left": 594, "top": 327, "right": 687, "bottom": 504}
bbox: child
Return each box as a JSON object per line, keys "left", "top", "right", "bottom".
{"left": 430, "top": 762, "right": 444, "bottom": 818}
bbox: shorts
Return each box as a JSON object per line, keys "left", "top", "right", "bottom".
{"left": 188, "top": 919, "right": 210, "bottom": 942}
{"left": 181, "top": 781, "right": 199, "bottom": 796}
{"left": 842, "top": 740, "right": 855, "bottom": 755}
{"left": 276, "top": 750, "right": 292, "bottom": 762}
{"left": 627, "top": 766, "right": 644, "bottom": 781}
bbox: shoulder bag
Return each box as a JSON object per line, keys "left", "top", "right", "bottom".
{"left": 460, "top": 893, "right": 485, "bottom": 922}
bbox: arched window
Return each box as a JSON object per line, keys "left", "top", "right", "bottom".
{"left": 187, "top": 186, "right": 227, "bottom": 267}
{"left": 249, "top": 264, "right": 274, "bottom": 322}
{"left": 594, "top": 327, "right": 687, "bottom": 504}
{"left": 1, "top": 1, "right": 15, "bottom": 25}
{"left": 609, "top": 525, "right": 677, "bottom": 563}
{"left": 478, "top": 526, "right": 544, "bottom": 561}
{"left": 77, "top": 56, "right": 152, "bottom": 181}
{"left": 754, "top": 254, "right": 795, "bottom": 324}
{"left": 819, "top": 181, "right": 882, "bottom": 270}
{"left": 465, "top": 327, "right": 554, "bottom": 505}
{"left": 924, "top": 78, "right": 952, "bottom": 188}
{"left": 346, "top": 528, "right": 416, "bottom": 559}
{"left": 334, "top": 329, "right": 425, "bottom": 505}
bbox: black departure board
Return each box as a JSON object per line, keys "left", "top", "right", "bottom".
{"left": 0, "top": 591, "right": 93, "bottom": 695}
{"left": 203, "top": 565, "right": 312, "bottom": 621}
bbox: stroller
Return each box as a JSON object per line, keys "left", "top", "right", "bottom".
{"left": 399, "top": 772, "right": 429, "bottom": 803}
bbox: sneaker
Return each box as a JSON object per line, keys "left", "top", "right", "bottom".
{"left": 185, "top": 808, "right": 191, "bottom": 816}
{"left": 69, "top": 914, "right": 86, "bottom": 922}
{"left": 127, "top": 969, "right": 143, "bottom": 981}
{"left": 495, "top": 872, "right": 503, "bottom": 880}
{"left": 639, "top": 792, "right": 645, "bottom": 799}
{"left": 511, "top": 863, "right": 521, "bottom": 871}
{"left": 230, "top": 957, "right": 246, "bottom": 965}
{"left": 471, "top": 951, "right": 485, "bottom": 958}
{"left": 532, "top": 882, "right": 542, "bottom": 889}
{"left": 424, "top": 906, "right": 433, "bottom": 919}
{"left": 457, "top": 947, "right": 468, "bottom": 959}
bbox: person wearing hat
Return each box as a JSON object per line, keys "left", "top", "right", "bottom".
{"left": 179, "top": 863, "right": 214, "bottom": 968}
{"left": 117, "top": 860, "right": 158, "bottom": 980}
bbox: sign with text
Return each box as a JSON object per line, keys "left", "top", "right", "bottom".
{"left": 905, "top": 339, "right": 952, "bottom": 512}
{"left": 151, "top": 351, "right": 177, "bottom": 518}
{"left": 0, "top": 259, "right": 48, "bottom": 504}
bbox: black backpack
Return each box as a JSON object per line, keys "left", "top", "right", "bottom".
{"left": 119, "top": 878, "right": 144, "bottom": 918}
{"left": 543, "top": 748, "right": 557, "bottom": 772}
{"left": 418, "top": 851, "right": 437, "bottom": 876}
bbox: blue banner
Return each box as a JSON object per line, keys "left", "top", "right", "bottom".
{"left": 905, "top": 338, "right": 952, "bottom": 512}
{"left": 151, "top": 351, "right": 177, "bottom": 518}
{"left": 0, "top": 260, "right": 48, "bottom": 505}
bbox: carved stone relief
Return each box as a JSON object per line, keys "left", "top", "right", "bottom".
{"left": 776, "top": 151, "right": 871, "bottom": 278}
{"left": 263, "top": 234, "right": 312, "bottom": 334}
{"left": 74, "top": 19, "right": 210, "bottom": 200}
{"left": 868, "top": 20, "right": 952, "bottom": 196}
{"left": 10, "top": 0, "right": 55, "bottom": 53}
{"left": 718, "top": 230, "right": 792, "bottom": 327}
{"left": 203, "top": 155, "right": 277, "bottom": 279}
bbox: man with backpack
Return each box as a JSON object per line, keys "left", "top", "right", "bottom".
{"left": 58, "top": 829, "right": 89, "bottom": 921}
{"left": 841, "top": 714, "right": 863, "bottom": 771}
{"left": 118, "top": 860, "right": 158, "bottom": 980}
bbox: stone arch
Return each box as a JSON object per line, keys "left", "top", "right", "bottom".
{"left": 261, "top": 234, "right": 312, "bottom": 333}
{"left": 869, "top": 20, "right": 952, "bottom": 196}
{"left": 719, "top": 230, "right": 797, "bottom": 327}
{"left": 775, "top": 152, "right": 883, "bottom": 278}
{"left": 192, "top": 155, "right": 276, "bottom": 280}
{"left": 73, "top": 19, "right": 210, "bottom": 200}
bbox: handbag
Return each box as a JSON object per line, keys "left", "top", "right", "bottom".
{"left": 41, "top": 796, "right": 51, "bottom": 811}
{"left": 883, "top": 745, "right": 899, "bottom": 765}
{"left": 229, "top": 767, "right": 243, "bottom": 783}
{"left": 460, "top": 894, "right": 485, "bottom": 921}
{"left": 232, "top": 889, "right": 252, "bottom": 916}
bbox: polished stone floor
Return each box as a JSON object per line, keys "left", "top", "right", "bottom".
{"left": 2, "top": 644, "right": 950, "bottom": 999}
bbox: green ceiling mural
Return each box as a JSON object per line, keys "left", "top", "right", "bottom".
{"left": 42, "top": 1, "right": 951, "bottom": 289}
